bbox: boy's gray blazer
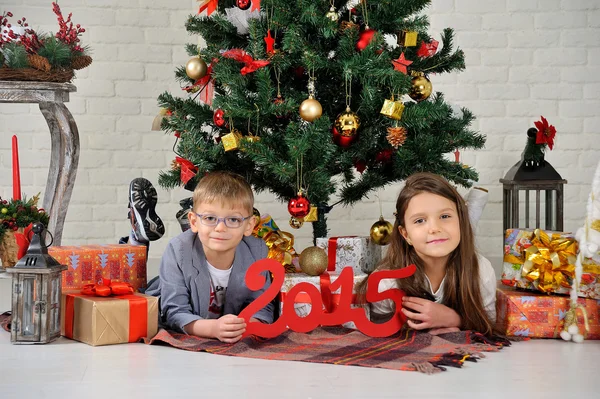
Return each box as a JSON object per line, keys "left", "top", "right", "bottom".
{"left": 145, "top": 229, "right": 274, "bottom": 333}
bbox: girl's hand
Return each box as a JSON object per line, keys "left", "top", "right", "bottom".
{"left": 401, "top": 296, "right": 461, "bottom": 331}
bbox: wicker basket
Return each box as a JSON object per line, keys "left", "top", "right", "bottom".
{"left": 0, "top": 67, "right": 75, "bottom": 83}
{"left": 0, "top": 228, "right": 24, "bottom": 268}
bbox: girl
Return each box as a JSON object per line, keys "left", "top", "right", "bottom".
{"left": 358, "top": 172, "right": 497, "bottom": 336}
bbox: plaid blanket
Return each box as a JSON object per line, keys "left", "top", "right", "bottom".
{"left": 0, "top": 312, "right": 508, "bottom": 373}
{"left": 146, "top": 326, "right": 510, "bottom": 374}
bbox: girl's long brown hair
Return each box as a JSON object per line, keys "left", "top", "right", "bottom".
{"left": 357, "top": 172, "right": 496, "bottom": 336}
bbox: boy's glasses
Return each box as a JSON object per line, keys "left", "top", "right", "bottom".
{"left": 194, "top": 213, "right": 252, "bottom": 229}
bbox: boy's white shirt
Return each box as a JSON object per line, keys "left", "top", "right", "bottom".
{"left": 371, "top": 254, "right": 497, "bottom": 323}
{"left": 206, "top": 261, "right": 232, "bottom": 319}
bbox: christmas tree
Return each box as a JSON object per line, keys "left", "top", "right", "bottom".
{"left": 156, "top": 0, "right": 485, "bottom": 241}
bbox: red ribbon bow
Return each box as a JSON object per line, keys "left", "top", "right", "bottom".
{"left": 14, "top": 223, "right": 33, "bottom": 260}
{"left": 81, "top": 278, "right": 134, "bottom": 297}
{"left": 221, "top": 49, "right": 270, "bottom": 75}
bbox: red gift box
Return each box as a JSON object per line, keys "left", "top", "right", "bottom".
{"left": 49, "top": 244, "right": 147, "bottom": 292}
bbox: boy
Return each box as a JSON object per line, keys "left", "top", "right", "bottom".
{"left": 145, "top": 171, "right": 273, "bottom": 343}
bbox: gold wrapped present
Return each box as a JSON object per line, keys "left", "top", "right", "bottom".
{"left": 379, "top": 98, "right": 405, "bottom": 120}
{"left": 398, "top": 30, "right": 418, "bottom": 47}
{"left": 222, "top": 130, "right": 242, "bottom": 152}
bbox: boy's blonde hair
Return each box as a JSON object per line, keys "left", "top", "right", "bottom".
{"left": 192, "top": 171, "right": 254, "bottom": 214}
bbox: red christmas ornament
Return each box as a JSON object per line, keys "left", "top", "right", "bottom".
{"left": 288, "top": 192, "right": 311, "bottom": 218}
{"left": 375, "top": 149, "right": 395, "bottom": 164}
{"left": 332, "top": 125, "right": 355, "bottom": 148}
{"left": 354, "top": 160, "right": 367, "bottom": 173}
{"left": 236, "top": 0, "right": 251, "bottom": 10}
{"left": 356, "top": 28, "right": 376, "bottom": 51}
{"left": 213, "top": 109, "right": 226, "bottom": 127}
{"left": 293, "top": 66, "right": 305, "bottom": 78}
{"left": 392, "top": 52, "right": 412, "bottom": 74}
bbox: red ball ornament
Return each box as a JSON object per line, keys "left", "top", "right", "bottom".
{"left": 332, "top": 125, "right": 355, "bottom": 148}
{"left": 356, "top": 28, "right": 376, "bottom": 51}
{"left": 236, "top": 0, "right": 251, "bottom": 10}
{"left": 288, "top": 192, "right": 311, "bottom": 218}
{"left": 213, "top": 109, "right": 226, "bottom": 128}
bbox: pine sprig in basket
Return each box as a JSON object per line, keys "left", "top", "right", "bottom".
{"left": 0, "top": 194, "right": 49, "bottom": 246}
{"left": 0, "top": 3, "right": 92, "bottom": 83}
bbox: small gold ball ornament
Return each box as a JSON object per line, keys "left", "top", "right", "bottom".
{"left": 185, "top": 56, "right": 208, "bottom": 80}
{"left": 299, "top": 246, "right": 328, "bottom": 276}
{"left": 289, "top": 216, "right": 304, "bottom": 229}
{"left": 370, "top": 216, "right": 393, "bottom": 245}
{"left": 299, "top": 96, "right": 323, "bottom": 122}
{"left": 408, "top": 71, "right": 432, "bottom": 102}
{"left": 334, "top": 107, "right": 361, "bottom": 138}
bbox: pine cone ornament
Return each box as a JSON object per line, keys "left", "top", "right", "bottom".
{"left": 27, "top": 54, "right": 51, "bottom": 72}
{"left": 71, "top": 55, "right": 93, "bottom": 70}
{"left": 386, "top": 127, "right": 407, "bottom": 148}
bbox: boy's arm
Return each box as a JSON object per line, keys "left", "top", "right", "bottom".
{"left": 159, "top": 242, "right": 204, "bottom": 333}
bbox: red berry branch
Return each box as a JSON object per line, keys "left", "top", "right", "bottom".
{"left": 1, "top": 11, "right": 16, "bottom": 45}
{"left": 52, "top": 2, "right": 86, "bottom": 52}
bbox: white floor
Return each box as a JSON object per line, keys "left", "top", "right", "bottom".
{"left": 0, "top": 321, "right": 599, "bottom": 398}
{"left": 1, "top": 271, "right": 600, "bottom": 398}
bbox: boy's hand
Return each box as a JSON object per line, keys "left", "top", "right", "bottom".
{"left": 400, "top": 296, "right": 461, "bottom": 331}
{"left": 213, "top": 314, "right": 247, "bottom": 343}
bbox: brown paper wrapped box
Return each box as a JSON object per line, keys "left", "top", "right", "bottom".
{"left": 61, "top": 292, "right": 158, "bottom": 346}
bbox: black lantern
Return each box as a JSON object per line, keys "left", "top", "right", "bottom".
{"left": 500, "top": 128, "right": 566, "bottom": 232}
{"left": 6, "top": 223, "right": 66, "bottom": 344}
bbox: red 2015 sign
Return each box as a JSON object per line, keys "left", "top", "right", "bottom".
{"left": 239, "top": 259, "right": 417, "bottom": 338}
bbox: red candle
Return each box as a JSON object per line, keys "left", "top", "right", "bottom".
{"left": 12, "top": 135, "right": 21, "bottom": 201}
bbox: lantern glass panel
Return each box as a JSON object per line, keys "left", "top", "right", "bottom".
{"left": 51, "top": 276, "right": 60, "bottom": 334}
{"left": 21, "top": 276, "right": 38, "bottom": 336}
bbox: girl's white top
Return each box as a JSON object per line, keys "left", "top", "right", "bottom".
{"left": 371, "top": 254, "right": 497, "bottom": 322}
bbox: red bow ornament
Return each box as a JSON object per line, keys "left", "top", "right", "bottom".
{"left": 221, "top": 49, "right": 270, "bottom": 75}
{"left": 175, "top": 156, "right": 198, "bottom": 184}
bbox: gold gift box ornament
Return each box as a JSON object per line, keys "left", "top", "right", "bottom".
{"left": 398, "top": 30, "right": 418, "bottom": 47}
{"left": 380, "top": 98, "right": 405, "bottom": 120}
{"left": 222, "top": 129, "right": 242, "bottom": 152}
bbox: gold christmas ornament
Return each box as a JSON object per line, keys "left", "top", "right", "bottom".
{"left": 151, "top": 108, "right": 168, "bottom": 131}
{"left": 380, "top": 98, "right": 405, "bottom": 120}
{"left": 370, "top": 216, "right": 393, "bottom": 245}
{"left": 303, "top": 206, "right": 318, "bottom": 222}
{"left": 398, "top": 30, "right": 418, "bottom": 47}
{"left": 221, "top": 129, "right": 242, "bottom": 152}
{"left": 409, "top": 71, "right": 432, "bottom": 102}
{"left": 326, "top": 6, "right": 339, "bottom": 22}
{"left": 299, "top": 246, "right": 328, "bottom": 276}
{"left": 289, "top": 216, "right": 304, "bottom": 229}
{"left": 386, "top": 126, "right": 407, "bottom": 148}
{"left": 334, "top": 107, "right": 361, "bottom": 138}
{"left": 299, "top": 96, "right": 323, "bottom": 122}
{"left": 185, "top": 56, "right": 208, "bottom": 80}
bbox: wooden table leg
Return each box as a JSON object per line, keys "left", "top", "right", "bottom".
{"left": 39, "top": 102, "right": 80, "bottom": 246}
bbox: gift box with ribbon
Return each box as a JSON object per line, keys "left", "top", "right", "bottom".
{"left": 252, "top": 214, "right": 299, "bottom": 273}
{"left": 315, "top": 236, "right": 382, "bottom": 274}
{"left": 61, "top": 279, "right": 158, "bottom": 346}
{"left": 496, "top": 286, "right": 600, "bottom": 339}
{"left": 501, "top": 228, "right": 599, "bottom": 299}
{"left": 49, "top": 244, "right": 147, "bottom": 292}
{"left": 278, "top": 271, "right": 369, "bottom": 329}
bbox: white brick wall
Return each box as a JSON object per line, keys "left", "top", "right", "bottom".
{"left": 0, "top": 0, "right": 598, "bottom": 279}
